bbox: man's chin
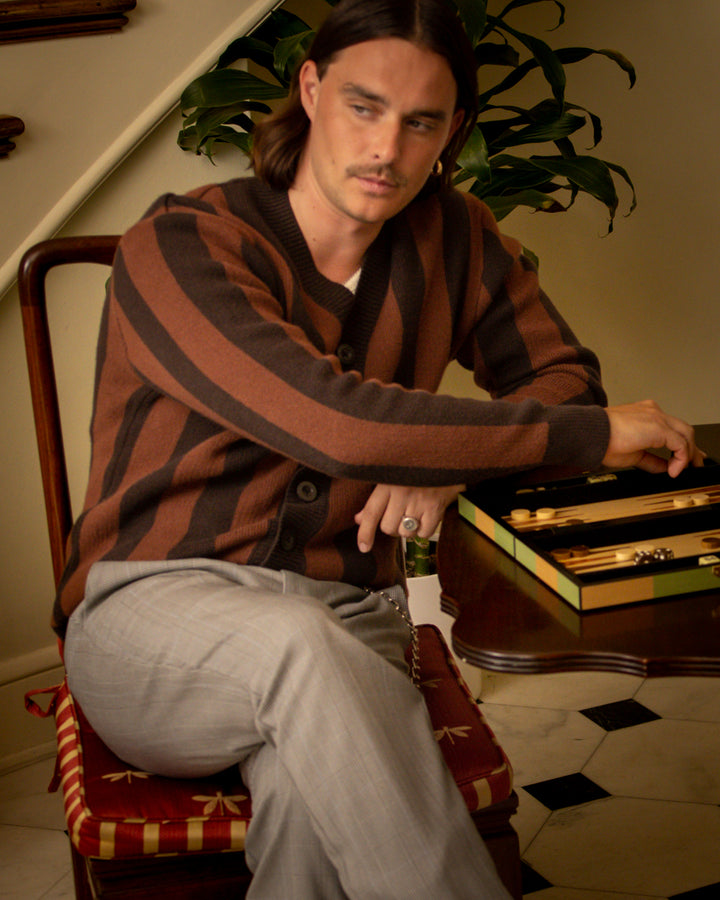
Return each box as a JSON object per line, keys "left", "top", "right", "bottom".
{"left": 345, "top": 189, "right": 413, "bottom": 225}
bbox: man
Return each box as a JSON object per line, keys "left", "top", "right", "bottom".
{"left": 60, "top": 1, "right": 702, "bottom": 897}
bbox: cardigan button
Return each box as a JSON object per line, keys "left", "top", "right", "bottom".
{"left": 279, "top": 529, "right": 296, "bottom": 552}
{"left": 296, "top": 480, "right": 319, "bottom": 502}
{"left": 337, "top": 344, "right": 355, "bottom": 366}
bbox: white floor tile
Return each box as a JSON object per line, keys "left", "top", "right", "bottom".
{"left": 523, "top": 796, "right": 720, "bottom": 896}
{"left": 39, "top": 871, "right": 76, "bottom": 899}
{"left": 513, "top": 787, "right": 551, "bottom": 855}
{"left": 636, "top": 676, "right": 720, "bottom": 722}
{"left": 479, "top": 669, "right": 643, "bottom": 710}
{"left": 0, "top": 759, "right": 56, "bottom": 801}
{"left": 584, "top": 717, "right": 720, "bottom": 805}
{"left": 0, "top": 759, "right": 65, "bottom": 830}
{"left": 480, "top": 703, "right": 606, "bottom": 786}
{"left": 0, "top": 824, "right": 71, "bottom": 900}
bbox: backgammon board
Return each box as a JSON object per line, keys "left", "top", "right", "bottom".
{"left": 458, "top": 460, "right": 720, "bottom": 611}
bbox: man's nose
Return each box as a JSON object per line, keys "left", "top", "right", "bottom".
{"left": 371, "top": 119, "right": 402, "bottom": 164}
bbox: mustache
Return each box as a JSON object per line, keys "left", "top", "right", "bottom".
{"left": 346, "top": 165, "right": 409, "bottom": 188}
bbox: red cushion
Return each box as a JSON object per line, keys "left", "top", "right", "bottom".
{"left": 27, "top": 624, "right": 511, "bottom": 860}
{"left": 415, "top": 624, "right": 513, "bottom": 812}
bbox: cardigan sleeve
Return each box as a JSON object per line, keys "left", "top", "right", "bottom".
{"left": 453, "top": 193, "right": 607, "bottom": 411}
{"left": 109, "top": 189, "right": 610, "bottom": 486}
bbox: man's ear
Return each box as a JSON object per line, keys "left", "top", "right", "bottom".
{"left": 298, "top": 60, "right": 320, "bottom": 121}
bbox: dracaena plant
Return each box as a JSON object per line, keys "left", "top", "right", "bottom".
{"left": 177, "top": 0, "right": 636, "bottom": 232}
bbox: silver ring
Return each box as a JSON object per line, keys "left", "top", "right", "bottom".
{"left": 401, "top": 516, "right": 420, "bottom": 532}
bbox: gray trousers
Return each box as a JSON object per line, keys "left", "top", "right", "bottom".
{"left": 64, "top": 559, "right": 509, "bottom": 899}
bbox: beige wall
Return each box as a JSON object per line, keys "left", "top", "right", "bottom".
{"left": 0, "top": 114, "right": 246, "bottom": 771}
{"left": 0, "top": 0, "right": 278, "bottom": 298}
{"left": 0, "top": 0, "right": 270, "bottom": 770}
{"left": 443, "top": 1, "right": 720, "bottom": 422}
{"left": 2, "top": 0, "right": 720, "bottom": 768}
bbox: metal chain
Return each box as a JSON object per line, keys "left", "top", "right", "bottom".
{"left": 366, "top": 587, "right": 421, "bottom": 687}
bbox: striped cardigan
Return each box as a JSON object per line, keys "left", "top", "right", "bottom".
{"left": 54, "top": 177, "right": 609, "bottom": 635}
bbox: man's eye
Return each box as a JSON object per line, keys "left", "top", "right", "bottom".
{"left": 407, "top": 119, "right": 435, "bottom": 132}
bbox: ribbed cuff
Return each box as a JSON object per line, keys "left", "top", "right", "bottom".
{"left": 544, "top": 404, "right": 611, "bottom": 471}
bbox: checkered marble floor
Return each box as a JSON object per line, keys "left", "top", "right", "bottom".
{"left": 479, "top": 668, "right": 720, "bottom": 899}
{"left": 0, "top": 758, "right": 72, "bottom": 899}
{"left": 1, "top": 666, "right": 719, "bottom": 898}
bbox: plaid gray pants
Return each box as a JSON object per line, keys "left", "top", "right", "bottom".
{"left": 65, "top": 559, "right": 509, "bottom": 899}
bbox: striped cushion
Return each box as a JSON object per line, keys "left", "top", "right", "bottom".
{"left": 417, "top": 625, "right": 513, "bottom": 811}
{"left": 26, "top": 624, "right": 512, "bottom": 859}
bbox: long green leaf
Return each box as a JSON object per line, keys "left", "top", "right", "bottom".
{"left": 489, "top": 16, "right": 566, "bottom": 104}
{"left": 485, "top": 155, "right": 566, "bottom": 195}
{"left": 180, "top": 69, "right": 288, "bottom": 112}
{"left": 526, "top": 155, "right": 619, "bottom": 227}
{"left": 478, "top": 44, "right": 634, "bottom": 112}
{"left": 527, "top": 98, "right": 602, "bottom": 147}
{"left": 475, "top": 42, "right": 519, "bottom": 67}
{"left": 562, "top": 102, "right": 602, "bottom": 148}
{"left": 252, "top": 8, "right": 313, "bottom": 44}
{"left": 273, "top": 30, "right": 314, "bottom": 83}
{"left": 216, "top": 36, "right": 275, "bottom": 72}
{"left": 182, "top": 100, "right": 270, "bottom": 131}
{"left": 555, "top": 46, "right": 636, "bottom": 87}
{"left": 477, "top": 170, "right": 564, "bottom": 197}
{"left": 530, "top": 155, "right": 617, "bottom": 204}
{"left": 478, "top": 57, "right": 544, "bottom": 109}
{"left": 451, "top": 0, "right": 488, "bottom": 47}
{"left": 604, "top": 159, "right": 638, "bottom": 213}
{"left": 177, "top": 126, "right": 201, "bottom": 153}
{"left": 480, "top": 99, "right": 593, "bottom": 150}
{"left": 191, "top": 105, "right": 257, "bottom": 146}
{"left": 497, "top": 0, "right": 565, "bottom": 29}
{"left": 490, "top": 112, "right": 587, "bottom": 150}
{"left": 479, "top": 188, "right": 567, "bottom": 221}
{"left": 203, "top": 129, "right": 254, "bottom": 161}
{"left": 456, "top": 127, "right": 491, "bottom": 181}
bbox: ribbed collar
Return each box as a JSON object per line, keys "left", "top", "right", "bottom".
{"left": 234, "top": 177, "right": 393, "bottom": 325}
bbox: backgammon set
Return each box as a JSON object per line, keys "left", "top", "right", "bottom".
{"left": 458, "top": 460, "right": 720, "bottom": 611}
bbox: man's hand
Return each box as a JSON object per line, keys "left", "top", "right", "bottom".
{"left": 603, "top": 400, "right": 705, "bottom": 477}
{"left": 355, "top": 483, "right": 465, "bottom": 553}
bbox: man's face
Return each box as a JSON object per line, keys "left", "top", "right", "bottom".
{"left": 296, "top": 38, "right": 464, "bottom": 229}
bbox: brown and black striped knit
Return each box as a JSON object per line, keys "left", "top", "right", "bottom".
{"left": 53, "top": 177, "right": 609, "bottom": 636}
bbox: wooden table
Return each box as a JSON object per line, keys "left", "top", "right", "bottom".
{"left": 437, "top": 424, "right": 720, "bottom": 678}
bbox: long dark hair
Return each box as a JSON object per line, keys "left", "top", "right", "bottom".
{"left": 252, "top": 0, "right": 478, "bottom": 192}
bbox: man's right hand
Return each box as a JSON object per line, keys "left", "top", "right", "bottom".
{"left": 603, "top": 400, "right": 705, "bottom": 477}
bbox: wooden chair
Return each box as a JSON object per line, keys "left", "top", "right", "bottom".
{"left": 20, "top": 235, "right": 522, "bottom": 899}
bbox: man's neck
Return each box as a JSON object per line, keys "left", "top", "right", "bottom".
{"left": 288, "top": 183, "right": 381, "bottom": 285}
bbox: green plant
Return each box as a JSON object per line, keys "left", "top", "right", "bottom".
{"left": 178, "top": 0, "right": 636, "bottom": 231}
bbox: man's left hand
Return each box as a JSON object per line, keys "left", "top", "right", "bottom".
{"left": 355, "top": 483, "right": 465, "bottom": 552}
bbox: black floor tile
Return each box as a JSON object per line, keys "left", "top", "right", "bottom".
{"left": 523, "top": 772, "right": 610, "bottom": 811}
{"left": 670, "top": 884, "right": 720, "bottom": 899}
{"left": 520, "top": 860, "right": 552, "bottom": 894}
{"left": 580, "top": 697, "right": 661, "bottom": 731}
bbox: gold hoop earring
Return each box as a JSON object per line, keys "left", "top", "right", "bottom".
{"left": 433, "top": 159, "right": 443, "bottom": 177}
